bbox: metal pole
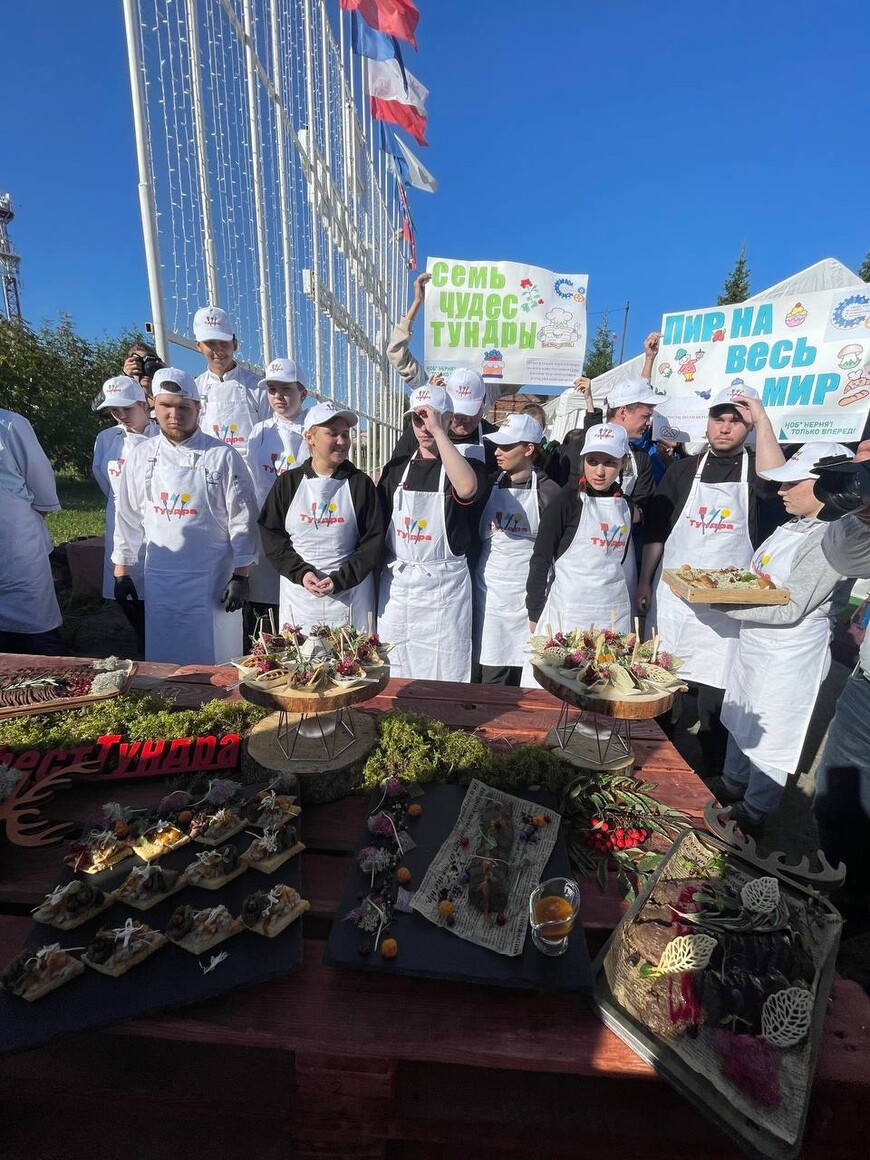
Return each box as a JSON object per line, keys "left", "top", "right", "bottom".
{"left": 618, "top": 299, "right": 630, "bottom": 365}
{"left": 242, "top": 0, "right": 272, "bottom": 365}
{"left": 122, "top": 0, "right": 168, "bottom": 360}
{"left": 317, "top": 0, "right": 337, "bottom": 401}
{"left": 185, "top": 0, "right": 219, "bottom": 307}
{"left": 269, "top": 0, "right": 294, "bottom": 356}
{"left": 302, "top": 0, "right": 322, "bottom": 397}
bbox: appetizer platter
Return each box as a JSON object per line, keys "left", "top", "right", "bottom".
{"left": 325, "top": 779, "right": 593, "bottom": 992}
{"left": 591, "top": 821, "right": 842, "bottom": 1160}
{"left": 235, "top": 623, "right": 391, "bottom": 703}
{"left": 529, "top": 626, "right": 687, "bottom": 721}
{"left": 0, "top": 657, "right": 137, "bottom": 719}
{"left": 663, "top": 565, "right": 790, "bottom": 605}
{"left": 0, "top": 779, "right": 308, "bottom": 1055}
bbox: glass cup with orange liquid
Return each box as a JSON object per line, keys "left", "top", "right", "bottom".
{"left": 528, "top": 877, "right": 581, "bottom": 956}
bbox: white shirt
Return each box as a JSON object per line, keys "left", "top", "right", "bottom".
{"left": 0, "top": 409, "right": 61, "bottom": 511}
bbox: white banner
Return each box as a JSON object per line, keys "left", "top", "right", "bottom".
{"left": 424, "top": 257, "right": 588, "bottom": 387}
{"left": 654, "top": 287, "right": 870, "bottom": 442}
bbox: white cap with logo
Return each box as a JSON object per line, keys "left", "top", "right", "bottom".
{"left": 193, "top": 305, "right": 234, "bottom": 343}
{"left": 484, "top": 413, "right": 544, "bottom": 446}
{"left": 606, "top": 378, "right": 666, "bottom": 409}
{"left": 97, "top": 375, "right": 147, "bottom": 410}
{"left": 582, "top": 423, "right": 631, "bottom": 459}
{"left": 709, "top": 379, "right": 760, "bottom": 411}
{"left": 405, "top": 384, "right": 453, "bottom": 415}
{"left": 258, "top": 357, "right": 307, "bottom": 390}
{"left": 446, "top": 368, "right": 487, "bottom": 416}
{"left": 151, "top": 367, "right": 201, "bottom": 400}
{"left": 302, "top": 400, "right": 358, "bottom": 432}
{"left": 759, "top": 441, "right": 854, "bottom": 482}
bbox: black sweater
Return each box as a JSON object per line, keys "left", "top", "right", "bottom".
{"left": 377, "top": 452, "right": 490, "bottom": 560}
{"left": 645, "top": 447, "right": 785, "bottom": 548}
{"left": 258, "top": 460, "right": 385, "bottom": 594}
{"left": 563, "top": 407, "right": 655, "bottom": 515}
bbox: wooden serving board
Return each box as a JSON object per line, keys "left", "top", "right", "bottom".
{"left": 663, "top": 569, "right": 789, "bottom": 605}
{"left": 533, "top": 663, "right": 683, "bottom": 721}
{"left": 0, "top": 664, "right": 139, "bottom": 721}
{"left": 239, "top": 665, "right": 390, "bottom": 715}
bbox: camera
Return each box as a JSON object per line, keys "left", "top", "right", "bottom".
{"left": 133, "top": 354, "right": 163, "bottom": 381}
{"left": 812, "top": 455, "right": 870, "bottom": 521}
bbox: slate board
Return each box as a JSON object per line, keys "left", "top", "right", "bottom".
{"left": 0, "top": 792, "right": 304, "bottom": 1056}
{"left": 324, "top": 783, "right": 593, "bottom": 992}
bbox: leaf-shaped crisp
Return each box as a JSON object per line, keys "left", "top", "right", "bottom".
{"left": 741, "top": 876, "right": 780, "bottom": 915}
{"left": 656, "top": 933, "right": 718, "bottom": 974}
{"left": 761, "top": 987, "right": 813, "bottom": 1047}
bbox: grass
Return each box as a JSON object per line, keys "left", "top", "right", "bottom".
{"left": 46, "top": 474, "right": 106, "bottom": 546}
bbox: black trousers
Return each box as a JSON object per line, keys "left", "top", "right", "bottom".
{"left": 0, "top": 628, "right": 65, "bottom": 656}
{"left": 115, "top": 597, "right": 146, "bottom": 654}
{"left": 480, "top": 664, "right": 521, "bottom": 687}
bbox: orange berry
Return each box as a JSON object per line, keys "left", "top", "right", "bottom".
{"left": 380, "top": 938, "right": 398, "bottom": 959}
{"left": 407, "top": 803, "right": 423, "bottom": 818}
{"left": 113, "top": 820, "right": 129, "bottom": 838}
{"left": 177, "top": 810, "right": 193, "bottom": 826}
{"left": 396, "top": 867, "right": 412, "bottom": 884}
{"left": 438, "top": 900, "right": 454, "bottom": 919}
{"left": 532, "top": 814, "right": 546, "bottom": 828}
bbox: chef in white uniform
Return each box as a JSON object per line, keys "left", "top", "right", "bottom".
{"left": 193, "top": 305, "right": 269, "bottom": 457}
{"left": 0, "top": 409, "right": 63, "bottom": 655}
{"left": 523, "top": 424, "right": 639, "bottom": 683}
{"left": 475, "top": 413, "right": 562, "bottom": 686}
{"left": 112, "top": 368, "right": 259, "bottom": 665}
{"left": 92, "top": 376, "right": 158, "bottom": 651}
{"left": 712, "top": 403, "right": 855, "bottom": 835}
{"left": 257, "top": 401, "right": 384, "bottom": 632}
{"left": 377, "top": 385, "right": 487, "bottom": 682}
{"left": 245, "top": 357, "right": 310, "bottom": 636}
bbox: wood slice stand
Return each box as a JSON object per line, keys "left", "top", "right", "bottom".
{"left": 239, "top": 668, "right": 389, "bottom": 804}
{"left": 532, "top": 663, "right": 683, "bottom": 772}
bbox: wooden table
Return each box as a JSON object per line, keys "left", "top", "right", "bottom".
{"left": 1, "top": 657, "right": 868, "bottom": 1160}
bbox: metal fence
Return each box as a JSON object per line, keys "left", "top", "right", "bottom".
{"left": 122, "top": 0, "right": 410, "bottom": 471}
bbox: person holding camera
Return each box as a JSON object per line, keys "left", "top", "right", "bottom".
{"left": 811, "top": 443, "right": 870, "bottom": 931}
{"left": 193, "top": 305, "right": 269, "bottom": 457}
{"left": 92, "top": 375, "right": 158, "bottom": 653}
{"left": 112, "top": 368, "right": 259, "bottom": 665}
{"left": 123, "top": 341, "right": 164, "bottom": 405}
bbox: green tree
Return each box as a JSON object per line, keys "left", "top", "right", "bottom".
{"left": 717, "top": 244, "right": 751, "bottom": 305}
{"left": 859, "top": 252, "right": 870, "bottom": 282}
{"left": 0, "top": 315, "right": 138, "bottom": 476}
{"left": 584, "top": 313, "right": 615, "bottom": 379}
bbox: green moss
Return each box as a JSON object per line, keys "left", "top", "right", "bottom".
{"left": 0, "top": 691, "right": 267, "bottom": 752}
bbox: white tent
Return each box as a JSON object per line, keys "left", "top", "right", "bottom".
{"left": 543, "top": 258, "right": 865, "bottom": 441}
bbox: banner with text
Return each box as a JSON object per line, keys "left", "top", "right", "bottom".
{"left": 424, "top": 257, "right": 588, "bottom": 387}
{"left": 653, "top": 287, "right": 870, "bottom": 442}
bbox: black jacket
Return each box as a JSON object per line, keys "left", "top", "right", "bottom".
{"left": 258, "top": 460, "right": 385, "bottom": 594}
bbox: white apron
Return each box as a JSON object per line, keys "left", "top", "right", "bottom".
{"left": 98, "top": 426, "right": 157, "bottom": 599}
{"left": 142, "top": 447, "right": 241, "bottom": 665}
{"left": 454, "top": 424, "right": 486, "bottom": 464}
{"left": 721, "top": 522, "right": 832, "bottom": 780}
{"left": 476, "top": 472, "right": 540, "bottom": 672}
{"left": 247, "top": 419, "right": 308, "bottom": 604}
{"left": 377, "top": 460, "right": 471, "bottom": 682}
{"left": 198, "top": 370, "right": 262, "bottom": 457}
{"left": 278, "top": 474, "right": 375, "bottom": 632}
{"left": 0, "top": 489, "right": 60, "bottom": 634}
{"left": 650, "top": 451, "right": 752, "bottom": 689}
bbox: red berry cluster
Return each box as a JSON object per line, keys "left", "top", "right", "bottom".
{"left": 581, "top": 816, "right": 649, "bottom": 853}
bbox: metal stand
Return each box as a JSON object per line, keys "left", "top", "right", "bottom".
{"left": 547, "top": 700, "right": 635, "bottom": 771}
{"left": 275, "top": 706, "right": 359, "bottom": 762}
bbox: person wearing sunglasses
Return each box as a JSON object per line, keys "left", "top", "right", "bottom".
{"left": 377, "top": 385, "right": 488, "bottom": 681}
{"left": 475, "top": 413, "right": 562, "bottom": 686}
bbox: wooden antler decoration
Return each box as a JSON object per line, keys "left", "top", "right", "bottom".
{"left": 0, "top": 761, "right": 100, "bottom": 847}
{"left": 703, "top": 801, "right": 846, "bottom": 889}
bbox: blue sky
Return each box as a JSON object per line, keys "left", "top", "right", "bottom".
{"left": 3, "top": 0, "right": 869, "bottom": 373}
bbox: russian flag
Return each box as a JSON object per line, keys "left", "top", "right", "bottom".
{"left": 351, "top": 11, "right": 407, "bottom": 88}
{"left": 340, "top": 0, "right": 420, "bottom": 51}
{"left": 367, "top": 57, "right": 428, "bottom": 146}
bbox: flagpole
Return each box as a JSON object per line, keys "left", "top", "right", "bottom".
{"left": 242, "top": 0, "right": 272, "bottom": 365}
{"left": 619, "top": 299, "right": 630, "bottom": 365}
{"left": 269, "top": 0, "right": 294, "bottom": 356}
{"left": 317, "top": 0, "right": 337, "bottom": 401}
{"left": 302, "top": 0, "right": 323, "bottom": 402}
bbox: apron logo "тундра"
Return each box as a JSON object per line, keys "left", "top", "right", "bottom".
{"left": 213, "top": 423, "right": 245, "bottom": 445}
{"left": 153, "top": 491, "right": 199, "bottom": 519}
{"left": 264, "top": 452, "right": 296, "bottom": 474}
{"left": 396, "top": 516, "right": 432, "bottom": 543}
{"left": 492, "top": 512, "right": 530, "bottom": 534}
{"left": 687, "top": 506, "right": 735, "bottom": 532}
{"left": 299, "top": 501, "right": 345, "bottom": 527}
{"left": 590, "top": 522, "right": 628, "bottom": 550}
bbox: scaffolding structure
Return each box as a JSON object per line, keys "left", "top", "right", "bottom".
{"left": 122, "top": 0, "right": 411, "bottom": 473}
{"left": 0, "top": 192, "right": 23, "bottom": 322}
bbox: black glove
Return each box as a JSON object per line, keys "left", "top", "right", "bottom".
{"left": 221, "top": 575, "right": 249, "bottom": 613}
{"left": 114, "top": 576, "right": 140, "bottom": 604}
